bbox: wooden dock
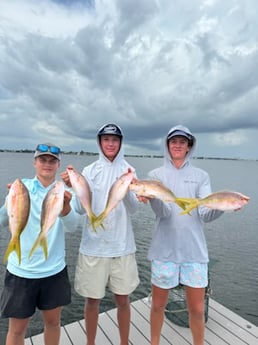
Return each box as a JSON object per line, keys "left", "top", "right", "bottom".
{"left": 25, "top": 297, "right": 258, "bottom": 345}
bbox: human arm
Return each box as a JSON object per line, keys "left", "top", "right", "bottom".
{"left": 149, "top": 198, "right": 173, "bottom": 218}
{"left": 0, "top": 183, "right": 11, "bottom": 228}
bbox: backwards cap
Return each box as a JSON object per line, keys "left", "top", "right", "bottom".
{"left": 97, "top": 123, "right": 123, "bottom": 137}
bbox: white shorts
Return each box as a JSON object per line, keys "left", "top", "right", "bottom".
{"left": 74, "top": 253, "right": 140, "bottom": 299}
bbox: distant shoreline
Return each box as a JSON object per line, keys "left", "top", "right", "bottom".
{"left": 0, "top": 150, "right": 256, "bottom": 161}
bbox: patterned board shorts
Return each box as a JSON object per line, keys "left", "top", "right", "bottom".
{"left": 151, "top": 260, "right": 208, "bottom": 289}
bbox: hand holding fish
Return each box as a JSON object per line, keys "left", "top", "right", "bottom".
{"left": 60, "top": 165, "right": 73, "bottom": 187}
{"left": 60, "top": 190, "right": 72, "bottom": 217}
{"left": 136, "top": 195, "right": 149, "bottom": 204}
{"left": 130, "top": 178, "right": 150, "bottom": 204}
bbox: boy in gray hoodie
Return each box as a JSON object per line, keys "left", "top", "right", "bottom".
{"left": 146, "top": 125, "right": 223, "bottom": 345}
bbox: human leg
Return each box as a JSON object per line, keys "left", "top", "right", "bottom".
{"left": 5, "top": 318, "right": 30, "bottom": 345}
{"left": 114, "top": 294, "right": 130, "bottom": 345}
{"left": 37, "top": 267, "right": 71, "bottom": 345}
{"left": 150, "top": 260, "right": 180, "bottom": 345}
{"left": 109, "top": 254, "right": 139, "bottom": 345}
{"left": 185, "top": 286, "right": 205, "bottom": 345}
{"left": 150, "top": 284, "right": 169, "bottom": 345}
{"left": 180, "top": 263, "right": 208, "bottom": 345}
{"left": 74, "top": 254, "right": 111, "bottom": 345}
{"left": 84, "top": 298, "right": 101, "bottom": 345}
{"left": 0, "top": 271, "right": 35, "bottom": 345}
{"left": 42, "top": 307, "right": 62, "bottom": 345}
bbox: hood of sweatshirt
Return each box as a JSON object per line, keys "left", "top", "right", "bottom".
{"left": 97, "top": 128, "right": 124, "bottom": 165}
{"left": 164, "top": 124, "right": 196, "bottom": 167}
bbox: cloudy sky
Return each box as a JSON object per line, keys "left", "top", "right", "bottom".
{"left": 0, "top": 0, "right": 257, "bottom": 159}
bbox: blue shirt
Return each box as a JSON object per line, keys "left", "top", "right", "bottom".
{"left": 0, "top": 177, "right": 79, "bottom": 278}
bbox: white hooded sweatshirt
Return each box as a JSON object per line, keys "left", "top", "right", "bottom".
{"left": 77, "top": 134, "right": 139, "bottom": 257}
{"left": 147, "top": 125, "right": 223, "bottom": 263}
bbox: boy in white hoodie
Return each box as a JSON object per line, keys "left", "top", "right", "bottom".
{"left": 62, "top": 124, "right": 140, "bottom": 345}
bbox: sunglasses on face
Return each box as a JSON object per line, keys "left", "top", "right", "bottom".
{"left": 36, "top": 144, "right": 61, "bottom": 154}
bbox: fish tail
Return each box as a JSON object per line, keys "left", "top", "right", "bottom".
{"left": 173, "top": 198, "right": 195, "bottom": 215}
{"left": 42, "top": 238, "right": 48, "bottom": 260}
{"left": 88, "top": 213, "right": 97, "bottom": 232}
{"left": 174, "top": 199, "right": 188, "bottom": 210}
{"left": 87, "top": 212, "right": 97, "bottom": 232}
{"left": 177, "top": 199, "right": 199, "bottom": 215}
{"left": 92, "top": 212, "right": 106, "bottom": 231}
{"left": 175, "top": 197, "right": 197, "bottom": 204}
{"left": 3, "top": 238, "right": 21, "bottom": 265}
{"left": 29, "top": 235, "right": 48, "bottom": 260}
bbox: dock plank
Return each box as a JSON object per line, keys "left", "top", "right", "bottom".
{"left": 28, "top": 328, "right": 73, "bottom": 345}
{"left": 63, "top": 321, "right": 85, "bottom": 345}
{"left": 209, "top": 299, "right": 258, "bottom": 338}
{"left": 107, "top": 306, "right": 150, "bottom": 344}
{"left": 97, "top": 312, "right": 118, "bottom": 344}
{"left": 28, "top": 333, "right": 43, "bottom": 345}
{"left": 25, "top": 297, "right": 258, "bottom": 345}
{"left": 207, "top": 300, "right": 258, "bottom": 345}
{"left": 140, "top": 298, "right": 194, "bottom": 344}
{"left": 134, "top": 298, "right": 192, "bottom": 345}
{"left": 78, "top": 317, "right": 113, "bottom": 344}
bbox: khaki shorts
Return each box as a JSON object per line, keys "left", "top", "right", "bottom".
{"left": 74, "top": 253, "right": 140, "bottom": 299}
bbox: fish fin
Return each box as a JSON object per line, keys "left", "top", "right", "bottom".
{"left": 29, "top": 235, "right": 48, "bottom": 260}
{"left": 3, "top": 238, "right": 21, "bottom": 265}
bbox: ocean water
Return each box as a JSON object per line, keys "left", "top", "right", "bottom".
{"left": 0, "top": 152, "right": 257, "bottom": 341}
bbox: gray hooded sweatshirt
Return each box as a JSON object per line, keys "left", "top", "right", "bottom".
{"left": 147, "top": 125, "right": 223, "bottom": 263}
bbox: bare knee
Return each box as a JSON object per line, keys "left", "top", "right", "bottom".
{"left": 7, "top": 318, "right": 30, "bottom": 341}
{"left": 188, "top": 304, "right": 204, "bottom": 322}
{"left": 86, "top": 298, "right": 100, "bottom": 311}
{"left": 44, "top": 318, "right": 60, "bottom": 329}
{"left": 151, "top": 302, "right": 166, "bottom": 314}
{"left": 42, "top": 307, "right": 61, "bottom": 329}
{"left": 8, "top": 327, "right": 27, "bottom": 339}
{"left": 151, "top": 297, "right": 167, "bottom": 314}
{"left": 115, "top": 295, "right": 130, "bottom": 311}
